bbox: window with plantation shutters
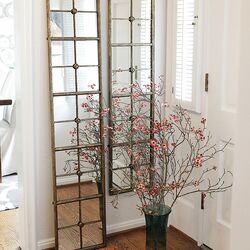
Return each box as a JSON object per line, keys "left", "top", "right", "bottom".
{"left": 172, "top": 0, "right": 200, "bottom": 111}
{"left": 139, "top": 0, "right": 151, "bottom": 90}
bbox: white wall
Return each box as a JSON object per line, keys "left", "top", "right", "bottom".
{"left": 16, "top": 0, "right": 167, "bottom": 248}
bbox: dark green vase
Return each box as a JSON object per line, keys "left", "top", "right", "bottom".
{"left": 144, "top": 205, "right": 171, "bottom": 250}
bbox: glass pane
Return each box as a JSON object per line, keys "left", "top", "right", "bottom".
{"left": 81, "top": 198, "right": 102, "bottom": 223}
{"left": 75, "top": 13, "right": 97, "bottom": 37}
{"left": 58, "top": 226, "right": 80, "bottom": 250}
{"left": 111, "top": 20, "right": 130, "bottom": 44}
{"left": 112, "top": 96, "right": 131, "bottom": 121}
{"left": 133, "top": 95, "right": 151, "bottom": 117}
{"left": 82, "top": 222, "right": 103, "bottom": 247}
{"left": 132, "top": 118, "right": 151, "bottom": 141}
{"left": 50, "top": 0, "right": 72, "bottom": 10}
{"left": 75, "top": 0, "right": 96, "bottom": 11}
{"left": 112, "top": 71, "right": 131, "bottom": 95}
{"left": 51, "top": 41, "right": 74, "bottom": 67}
{"left": 133, "top": 143, "right": 150, "bottom": 165}
{"left": 76, "top": 41, "right": 98, "bottom": 65}
{"left": 50, "top": 12, "right": 74, "bottom": 37}
{"left": 77, "top": 66, "right": 99, "bottom": 92}
{"left": 55, "top": 150, "right": 78, "bottom": 176}
{"left": 52, "top": 68, "right": 75, "bottom": 93}
{"left": 112, "top": 146, "right": 131, "bottom": 169}
{"left": 133, "top": 46, "right": 151, "bottom": 69}
{"left": 111, "top": 0, "right": 130, "bottom": 19}
{"left": 54, "top": 96, "right": 76, "bottom": 121}
{"left": 133, "top": 69, "right": 152, "bottom": 93}
{"left": 78, "top": 94, "right": 100, "bottom": 119}
{"left": 79, "top": 148, "right": 102, "bottom": 179}
{"left": 112, "top": 47, "right": 130, "bottom": 70}
{"left": 79, "top": 119, "right": 100, "bottom": 145}
{"left": 56, "top": 181, "right": 103, "bottom": 201}
{"left": 55, "top": 122, "right": 77, "bottom": 148}
{"left": 112, "top": 168, "right": 131, "bottom": 190}
{"left": 58, "top": 202, "right": 79, "bottom": 228}
{"left": 80, "top": 180, "right": 102, "bottom": 196}
{"left": 112, "top": 120, "right": 131, "bottom": 144}
{"left": 56, "top": 181, "right": 79, "bottom": 201}
{"left": 133, "top": 0, "right": 152, "bottom": 19}
{"left": 133, "top": 19, "right": 151, "bottom": 43}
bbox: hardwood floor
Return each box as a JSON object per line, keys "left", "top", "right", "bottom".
{"left": 100, "top": 226, "right": 200, "bottom": 250}
{"left": 0, "top": 183, "right": 199, "bottom": 250}
{"left": 45, "top": 226, "right": 200, "bottom": 250}
{"left": 56, "top": 182, "right": 200, "bottom": 250}
{"left": 0, "top": 209, "right": 19, "bottom": 250}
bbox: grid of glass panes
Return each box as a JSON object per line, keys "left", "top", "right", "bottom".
{"left": 48, "top": 0, "right": 105, "bottom": 249}
{"left": 109, "top": 0, "right": 154, "bottom": 194}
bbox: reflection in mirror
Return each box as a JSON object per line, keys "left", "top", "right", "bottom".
{"left": 50, "top": 0, "right": 72, "bottom": 11}
{"left": 76, "top": 41, "right": 98, "bottom": 65}
{"left": 109, "top": 0, "right": 154, "bottom": 195}
{"left": 75, "top": 13, "right": 98, "bottom": 37}
{"left": 77, "top": 67, "right": 99, "bottom": 91}
{"left": 112, "top": 146, "right": 132, "bottom": 191}
{"left": 52, "top": 68, "right": 75, "bottom": 93}
{"left": 50, "top": 12, "right": 74, "bottom": 37}
{"left": 55, "top": 122, "right": 77, "bottom": 148}
{"left": 112, "top": 47, "right": 130, "bottom": 70}
{"left": 75, "top": 0, "right": 97, "bottom": 11}
{"left": 51, "top": 41, "right": 75, "bottom": 67}
{"left": 133, "top": 0, "right": 152, "bottom": 19}
{"left": 133, "top": 19, "right": 151, "bottom": 43}
{"left": 111, "top": 0, "right": 130, "bottom": 19}
{"left": 112, "top": 20, "right": 130, "bottom": 43}
{"left": 47, "top": 0, "right": 106, "bottom": 249}
{"left": 133, "top": 46, "right": 151, "bottom": 69}
{"left": 112, "top": 71, "right": 131, "bottom": 94}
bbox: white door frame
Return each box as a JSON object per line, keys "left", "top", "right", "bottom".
{"left": 15, "top": 0, "right": 38, "bottom": 249}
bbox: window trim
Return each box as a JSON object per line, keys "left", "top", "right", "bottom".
{"left": 166, "top": 0, "right": 204, "bottom": 113}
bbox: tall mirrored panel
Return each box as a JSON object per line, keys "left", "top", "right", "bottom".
{"left": 47, "top": 0, "right": 106, "bottom": 249}
{"left": 108, "top": 0, "right": 155, "bottom": 195}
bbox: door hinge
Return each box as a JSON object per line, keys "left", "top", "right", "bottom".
{"left": 205, "top": 73, "right": 209, "bottom": 92}
{"left": 172, "top": 87, "right": 174, "bottom": 94}
{"left": 201, "top": 192, "right": 205, "bottom": 210}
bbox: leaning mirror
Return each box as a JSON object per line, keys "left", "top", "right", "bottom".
{"left": 108, "top": 0, "right": 155, "bottom": 194}
{"left": 47, "top": 0, "right": 106, "bottom": 249}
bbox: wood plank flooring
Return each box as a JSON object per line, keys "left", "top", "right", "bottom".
{"left": 0, "top": 183, "right": 200, "bottom": 250}
{"left": 56, "top": 182, "right": 200, "bottom": 249}
{"left": 100, "top": 226, "right": 200, "bottom": 250}
{"left": 46, "top": 226, "right": 200, "bottom": 250}
{"left": 0, "top": 209, "right": 19, "bottom": 250}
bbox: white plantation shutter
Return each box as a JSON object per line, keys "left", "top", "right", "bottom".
{"left": 174, "top": 0, "right": 199, "bottom": 110}
{"left": 140, "top": 0, "right": 151, "bottom": 90}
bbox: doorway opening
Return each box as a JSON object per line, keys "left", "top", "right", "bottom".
{"left": 0, "top": 0, "right": 19, "bottom": 249}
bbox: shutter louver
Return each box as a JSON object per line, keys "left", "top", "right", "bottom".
{"left": 175, "top": 0, "right": 195, "bottom": 103}
{"left": 140, "top": 0, "right": 151, "bottom": 91}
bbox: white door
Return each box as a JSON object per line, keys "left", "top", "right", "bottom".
{"left": 201, "top": 0, "right": 239, "bottom": 249}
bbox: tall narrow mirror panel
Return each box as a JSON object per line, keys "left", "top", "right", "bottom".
{"left": 47, "top": 0, "right": 106, "bottom": 249}
{"left": 108, "top": 0, "right": 155, "bottom": 194}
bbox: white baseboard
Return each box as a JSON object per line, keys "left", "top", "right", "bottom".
{"left": 37, "top": 238, "right": 55, "bottom": 250}
{"left": 107, "top": 217, "right": 145, "bottom": 235}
